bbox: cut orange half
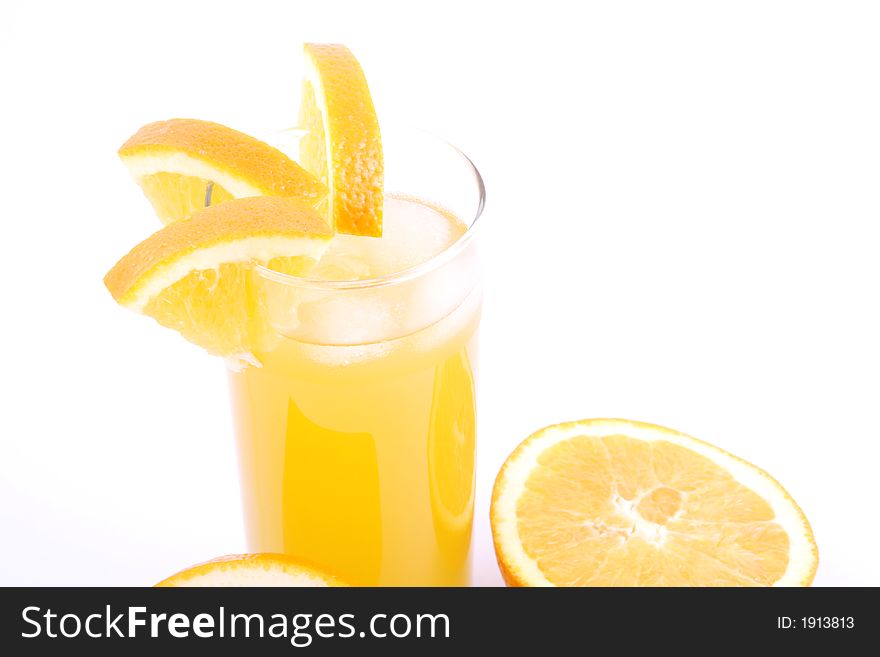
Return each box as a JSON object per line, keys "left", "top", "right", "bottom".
{"left": 299, "top": 43, "right": 383, "bottom": 237}
{"left": 119, "top": 118, "right": 326, "bottom": 224}
{"left": 491, "top": 419, "right": 818, "bottom": 587}
{"left": 104, "top": 196, "right": 331, "bottom": 360}
{"left": 156, "top": 554, "right": 347, "bottom": 587}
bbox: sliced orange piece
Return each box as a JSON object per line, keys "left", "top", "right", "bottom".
{"left": 156, "top": 554, "right": 347, "bottom": 587}
{"left": 491, "top": 419, "right": 818, "bottom": 587}
{"left": 119, "top": 118, "right": 326, "bottom": 224}
{"left": 104, "top": 196, "right": 331, "bottom": 360}
{"left": 299, "top": 43, "right": 383, "bottom": 236}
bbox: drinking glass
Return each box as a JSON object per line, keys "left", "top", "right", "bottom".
{"left": 228, "top": 127, "right": 484, "bottom": 586}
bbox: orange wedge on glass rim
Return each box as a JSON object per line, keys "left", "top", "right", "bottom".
{"left": 119, "top": 118, "right": 326, "bottom": 224}
{"left": 104, "top": 196, "right": 331, "bottom": 361}
{"left": 491, "top": 419, "right": 819, "bottom": 587}
{"left": 156, "top": 554, "right": 347, "bottom": 587}
{"left": 298, "top": 43, "right": 384, "bottom": 237}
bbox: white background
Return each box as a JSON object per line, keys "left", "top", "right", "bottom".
{"left": 1, "top": 0, "right": 878, "bottom": 586}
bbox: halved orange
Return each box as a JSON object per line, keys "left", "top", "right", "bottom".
{"left": 119, "top": 118, "right": 326, "bottom": 224}
{"left": 156, "top": 554, "right": 347, "bottom": 587}
{"left": 491, "top": 419, "right": 818, "bottom": 586}
{"left": 298, "top": 44, "right": 383, "bottom": 236}
{"left": 104, "top": 196, "right": 331, "bottom": 360}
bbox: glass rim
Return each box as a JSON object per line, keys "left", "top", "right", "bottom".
{"left": 254, "top": 126, "right": 485, "bottom": 290}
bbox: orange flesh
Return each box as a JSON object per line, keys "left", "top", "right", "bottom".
{"left": 517, "top": 434, "right": 790, "bottom": 586}
{"left": 139, "top": 172, "right": 234, "bottom": 224}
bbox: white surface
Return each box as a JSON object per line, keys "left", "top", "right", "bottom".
{"left": 1, "top": 0, "right": 879, "bottom": 586}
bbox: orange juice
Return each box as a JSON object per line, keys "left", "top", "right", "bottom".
{"left": 228, "top": 195, "right": 481, "bottom": 586}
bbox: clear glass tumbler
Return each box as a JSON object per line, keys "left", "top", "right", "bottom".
{"left": 227, "top": 128, "right": 484, "bottom": 586}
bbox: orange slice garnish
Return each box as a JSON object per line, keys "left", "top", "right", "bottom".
{"left": 104, "top": 196, "right": 331, "bottom": 360}
{"left": 298, "top": 44, "right": 383, "bottom": 236}
{"left": 119, "top": 118, "right": 326, "bottom": 224}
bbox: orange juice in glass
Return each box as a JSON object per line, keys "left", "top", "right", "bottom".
{"left": 228, "top": 128, "right": 484, "bottom": 586}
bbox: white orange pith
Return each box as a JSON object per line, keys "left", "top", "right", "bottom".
{"left": 299, "top": 43, "right": 383, "bottom": 237}
{"left": 119, "top": 118, "right": 326, "bottom": 224}
{"left": 104, "top": 196, "right": 331, "bottom": 359}
{"left": 155, "top": 554, "right": 347, "bottom": 587}
{"left": 491, "top": 419, "right": 818, "bottom": 587}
